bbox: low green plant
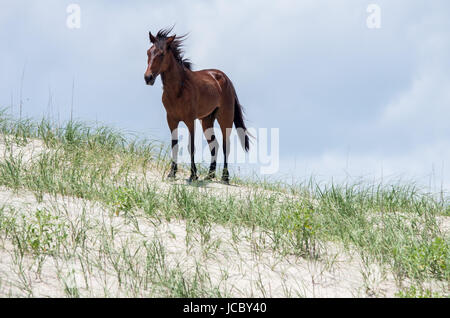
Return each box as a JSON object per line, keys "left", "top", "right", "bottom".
{"left": 109, "top": 186, "right": 144, "bottom": 215}
{"left": 10, "top": 209, "right": 68, "bottom": 256}
{"left": 396, "top": 285, "right": 444, "bottom": 298}
{"left": 282, "top": 200, "right": 320, "bottom": 258}
{"left": 398, "top": 237, "right": 449, "bottom": 280}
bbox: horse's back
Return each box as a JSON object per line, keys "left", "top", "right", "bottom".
{"left": 193, "top": 68, "right": 233, "bottom": 97}
{"left": 195, "top": 68, "right": 227, "bottom": 83}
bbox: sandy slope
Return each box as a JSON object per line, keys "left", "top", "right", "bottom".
{"left": 0, "top": 186, "right": 401, "bottom": 297}
{"left": 0, "top": 139, "right": 447, "bottom": 297}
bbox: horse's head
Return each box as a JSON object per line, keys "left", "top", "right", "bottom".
{"left": 144, "top": 31, "right": 175, "bottom": 86}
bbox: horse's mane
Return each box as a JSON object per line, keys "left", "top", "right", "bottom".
{"left": 155, "top": 27, "right": 192, "bottom": 70}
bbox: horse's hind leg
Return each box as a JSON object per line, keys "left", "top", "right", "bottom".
{"left": 201, "top": 113, "right": 219, "bottom": 180}
{"left": 220, "top": 126, "right": 231, "bottom": 183}
{"left": 217, "top": 111, "right": 233, "bottom": 184}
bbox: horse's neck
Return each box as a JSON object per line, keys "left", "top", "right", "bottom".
{"left": 161, "top": 55, "right": 186, "bottom": 97}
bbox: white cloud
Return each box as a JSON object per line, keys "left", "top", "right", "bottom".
{"left": 380, "top": 17, "right": 450, "bottom": 132}
{"left": 381, "top": 69, "right": 450, "bottom": 131}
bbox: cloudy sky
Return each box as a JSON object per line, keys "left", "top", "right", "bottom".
{"left": 1, "top": 0, "right": 449, "bottom": 190}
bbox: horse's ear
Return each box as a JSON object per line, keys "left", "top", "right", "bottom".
{"left": 149, "top": 32, "right": 156, "bottom": 43}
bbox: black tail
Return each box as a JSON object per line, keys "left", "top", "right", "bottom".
{"left": 233, "top": 94, "right": 250, "bottom": 152}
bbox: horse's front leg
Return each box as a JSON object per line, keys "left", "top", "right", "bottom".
{"left": 202, "top": 123, "right": 218, "bottom": 180}
{"left": 167, "top": 116, "right": 179, "bottom": 179}
{"left": 186, "top": 120, "right": 198, "bottom": 182}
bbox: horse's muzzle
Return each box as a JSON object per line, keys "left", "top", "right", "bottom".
{"left": 145, "top": 74, "right": 156, "bottom": 86}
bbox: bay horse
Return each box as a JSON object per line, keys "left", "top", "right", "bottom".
{"left": 144, "top": 28, "right": 250, "bottom": 183}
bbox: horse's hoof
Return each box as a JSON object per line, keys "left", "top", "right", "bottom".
{"left": 221, "top": 176, "right": 230, "bottom": 185}
{"left": 188, "top": 175, "right": 199, "bottom": 183}
{"left": 167, "top": 172, "right": 176, "bottom": 180}
{"left": 204, "top": 173, "right": 215, "bottom": 181}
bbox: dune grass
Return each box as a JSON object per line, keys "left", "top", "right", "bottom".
{"left": 0, "top": 110, "right": 448, "bottom": 297}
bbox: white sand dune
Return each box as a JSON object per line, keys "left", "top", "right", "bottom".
{"left": 0, "top": 140, "right": 447, "bottom": 298}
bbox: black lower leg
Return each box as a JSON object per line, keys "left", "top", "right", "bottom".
{"left": 206, "top": 135, "right": 217, "bottom": 180}
{"left": 188, "top": 130, "right": 198, "bottom": 182}
{"left": 222, "top": 163, "right": 229, "bottom": 183}
{"left": 206, "top": 162, "right": 216, "bottom": 180}
{"left": 168, "top": 161, "right": 177, "bottom": 178}
{"left": 168, "top": 139, "right": 178, "bottom": 179}
{"left": 222, "top": 135, "right": 230, "bottom": 183}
